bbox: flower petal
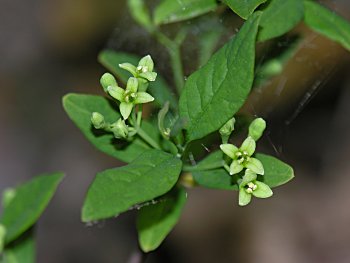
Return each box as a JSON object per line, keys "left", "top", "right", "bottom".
{"left": 120, "top": 102, "right": 133, "bottom": 120}
{"left": 107, "top": 86, "right": 124, "bottom": 102}
{"left": 245, "top": 158, "right": 264, "bottom": 175}
{"left": 119, "top": 63, "right": 137, "bottom": 76}
{"left": 134, "top": 92, "right": 154, "bottom": 104}
{"left": 220, "top": 144, "right": 238, "bottom": 159}
{"left": 241, "top": 169, "right": 257, "bottom": 186}
{"left": 139, "top": 72, "right": 157, "bottom": 82}
{"left": 252, "top": 181, "right": 273, "bottom": 198}
{"left": 126, "top": 77, "right": 139, "bottom": 93}
{"left": 138, "top": 55, "right": 154, "bottom": 72}
{"left": 239, "top": 188, "right": 252, "bottom": 206}
{"left": 229, "top": 160, "right": 244, "bottom": 175}
{"left": 240, "top": 136, "right": 256, "bottom": 156}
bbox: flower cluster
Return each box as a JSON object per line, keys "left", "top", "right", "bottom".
{"left": 91, "top": 55, "right": 157, "bottom": 139}
{"left": 220, "top": 117, "right": 272, "bottom": 206}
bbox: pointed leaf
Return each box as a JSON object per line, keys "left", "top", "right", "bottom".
{"left": 179, "top": 13, "right": 261, "bottom": 142}
{"left": 154, "top": 0, "right": 217, "bottom": 25}
{"left": 82, "top": 150, "right": 182, "bottom": 222}
{"left": 224, "top": 0, "right": 267, "bottom": 19}
{"left": 256, "top": 153, "right": 294, "bottom": 187}
{"left": 63, "top": 93, "right": 157, "bottom": 163}
{"left": 137, "top": 188, "right": 187, "bottom": 252}
{"left": 258, "top": 0, "right": 304, "bottom": 41}
{"left": 98, "top": 50, "right": 178, "bottom": 110}
{"left": 0, "top": 173, "right": 64, "bottom": 244}
{"left": 193, "top": 168, "right": 238, "bottom": 190}
{"left": 304, "top": 0, "right": 350, "bottom": 51}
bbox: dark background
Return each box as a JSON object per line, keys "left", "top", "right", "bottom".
{"left": 1, "top": 0, "right": 350, "bottom": 262}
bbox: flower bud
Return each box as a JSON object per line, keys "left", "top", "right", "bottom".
{"left": 248, "top": 118, "right": 266, "bottom": 141}
{"left": 91, "top": 112, "right": 105, "bottom": 129}
{"left": 100, "top": 73, "right": 117, "bottom": 93}
{"left": 220, "top": 117, "right": 235, "bottom": 136}
{"left": 111, "top": 118, "right": 129, "bottom": 139}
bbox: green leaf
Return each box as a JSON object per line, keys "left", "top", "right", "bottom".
{"left": 137, "top": 188, "right": 187, "bottom": 252}
{"left": 258, "top": 0, "right": 304, "bottom": 41}
{"left": 304, "top": 0, "right": 350, "bottom": 51}
{"left": 63, "top": 93, "right": 159, "bottom": 163}
{"left": 179, "top": 13, "right": 261, "bottom": 142}
{"left": 82, "top": 149, "right": 182, "bottom": 222}
{"left": 127, "top": 0, "right": 154, "bottom": 32}
{"left": 0, "top": 173, "right": 64, "bottom": 244}
{"left": 256, "top": 153, "right": 294, "bottom": 187}
{"left": 193, "top": 169, "right": 238, "bottom": 190}
{"left": 98, "top": 50, "right": 178, "bottom": 110}
{"left": 1, "top": 233, "right": 35, "bottom": 263}
{"left": 154, "top": 0, "right": 217, "bottom": 25}
{"left": 224, "top": 0, "right": 267, "bottom": 19}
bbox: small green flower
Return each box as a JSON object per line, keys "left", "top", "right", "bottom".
{"left": 119, "top": 55, "right": 157, "bottom": 82}
{"left": 110, "top": 118, "right": 129, "bottom": 139}
{"left": 91, "top": 112, "right": 105, "bottom": 129}
{"left": 100, "top": 73, "right": 118, "bottom": 93}
{"left": 238, "top": 169, "right": 273, "bottom": 206}
{"left": 107, "top": 77, "right": 154, "bottom": 120}
{"left": 220, "top": 136, "right": 264, "bottom": 175}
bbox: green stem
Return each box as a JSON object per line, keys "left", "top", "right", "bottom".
{"left": 136, "top": 126, "right": 161, "bottom": 150}
{"left": 154, "top": 31, "right": 184, "bottom": 94}
{"left": 183, "top": 161, "right": 224, "bottom": 172}
{"left": 137, "top": 105, "right": 143, "bottom": 127}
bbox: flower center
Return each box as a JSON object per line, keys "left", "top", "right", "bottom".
{"left": 236, "top": 151, "right": 250, "bottom": 164}
{"left": 245, "top": 182, "right": 257, "bottom": 193}
{"left": 124, "top": 92, "right": 137, "bottom": 103}
{"left": 137, "top": 65, "right": 149, "bottom": 73}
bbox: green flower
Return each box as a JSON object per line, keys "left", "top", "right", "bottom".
{"left": 107, "top": 77, "right": 154, "bottom": 120}
{"left": 238, "top": 169, "right": 273, "bottom": 206}
{"left": 119, "top": 55, "right": 157, "bottom": 82}
{"left": 220, "top": 136, "right": 264, "bottom": 175}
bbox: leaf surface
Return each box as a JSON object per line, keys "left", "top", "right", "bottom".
{"left": 224, "top": 0, "right": 266, "bottom": 19}
{"left": 137, "top": 188, "right": 186, "bottom": 252}
{"left": 304, "top": 0, "right": 350, "bottom": 51}
{"left": 0, "top": 173, "right": 64, "bottom": 244}
{"left": 179, "top": 13, "right": 261, "bottom": 142}
{"left": 82, "top": 150, "right": 182, "bottom": 222}
{"left": 154, "top": 0, "right": 217, "bottom": 25}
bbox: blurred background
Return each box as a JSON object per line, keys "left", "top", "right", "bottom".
{"left": 1, "top": 0, "right": 350, "bottom": 262}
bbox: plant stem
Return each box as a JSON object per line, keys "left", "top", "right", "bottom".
{"left": 154, "top": 31, "right": 184, "bottom": 94}
{"left": 182, "top": 161, "right": 224, "bottom": 172}
{"left": 137, "top": 105, "right": 143, "bottom": 126}
{"left": 136, "top": 125, "right": 161, "bottom": 150}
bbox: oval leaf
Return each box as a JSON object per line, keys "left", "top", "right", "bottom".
{"left": 224, "top": 0, "right": 267, "bottom": 19}
{"left": 82, "top": 149, "right": 182, "bottom": 222}
{"left": 193, "top": 169, "right": 238, "bottom": 190}
{"left": 63, "top": 93, "right": 160, "bottom": 163}
{"left": 258, "top": 0, "right": 304, "bottom": 41}
{"left": 98, "top": 50, "right": 178, "bottom": 110}
{"left": 304, "top": 1, "right": 350, "bottom": 51}
{"left": 179, "top": 13, "right": 261, "bottom": 142}
{"left": 137, "top": 188, "right": 187, "bottom": 252}
{"left": 256, "top": 153, "right": 294, "bottom": 187}
{"left": 0, "top": 173, "right": 64, "bottom": 244}
{"left": 154, "top": 0, "right": 217, "bottom": 25}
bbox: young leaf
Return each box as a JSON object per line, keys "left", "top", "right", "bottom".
{"left": 256, "top": 153, "right": 294, "bottom": 187}
{"left": 154, "top": 0, "right": 217, "bottom": 25}
{"left": 82, "top": 149, "right": 182, "bottom": 222}
{"left": 258, "top": 0, "right": 304, "bottom": 41}
{"left": 98, "top": 50, "right": 178, "bottom": 109}
{"left": 137, "top": 188, "right": 187, "bottom": 252}
{"left": 0, "top": 173, "right": 64, "bottom": 244}
{"left": 304, "top": 0, "right": 350, "bottom": 51}
{"left": 224, "top": 0, "right": 266, "bottom": 19}
{"left": 179, "top": 13, "right": 261, "bottom": 142}
{"left": 127, "top": 0, "right": 154, "bottom": 32}
{"left": 1, "top": 233, "right": 35, "bottom": 263}
{"left": 63, "top": 93, "right": 159, "bottom": 163}
{"left": 193, "top": 169, "right": 238, "bottom": 190}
